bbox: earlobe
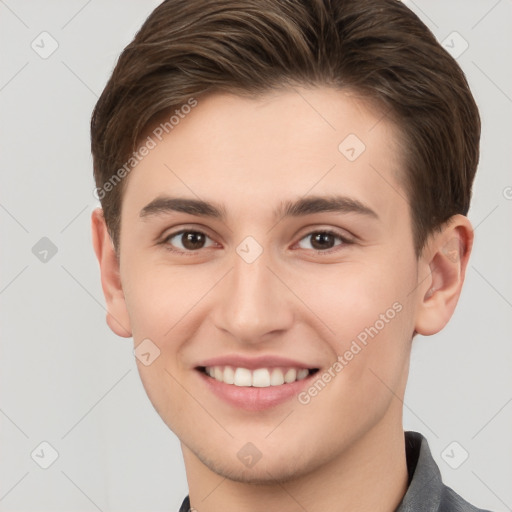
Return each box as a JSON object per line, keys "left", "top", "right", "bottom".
{"left": 414, "top": 215, "right": 474, "bottom": 336}
{"left": 91, "top": 208, "right": 132, "bottom": 338}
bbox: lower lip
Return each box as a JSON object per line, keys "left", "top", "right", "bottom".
{"left": 196, "top": 370, "right": 315, "bottom": 411}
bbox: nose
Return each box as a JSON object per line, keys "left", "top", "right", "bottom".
{"left": 211, "top": 246, "right": 295, "bottom": 345}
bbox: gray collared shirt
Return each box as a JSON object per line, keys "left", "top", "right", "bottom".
{"left": 179, "top": 431, "right": 492, "bottom": 511}
{"left": 396, "top": 431, "right": 491, "bottom": 512}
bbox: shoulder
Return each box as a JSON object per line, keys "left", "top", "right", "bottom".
{"left": 439, "top": 485, "right": 493, "bottom": 512}
{"left": 399, "top": 431, "right": 495, "bottom": 512}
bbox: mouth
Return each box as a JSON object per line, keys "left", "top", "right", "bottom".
{"left": 197, "top": 365, "right": 319, "bottom": 387}
{"left": 195, "top": 365, "right": 320, "bottom": 411}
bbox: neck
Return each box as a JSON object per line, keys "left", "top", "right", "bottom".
{"left": 182, "top": 419, "right": 408, "bottom": 512}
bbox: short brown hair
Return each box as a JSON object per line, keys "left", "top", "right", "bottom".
{"left": 91, "top": 0, "right": 480, "bottom": 254}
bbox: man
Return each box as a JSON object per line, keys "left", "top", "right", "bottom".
{"left": 90, "top": 0, "right": 489, "bottom": 510}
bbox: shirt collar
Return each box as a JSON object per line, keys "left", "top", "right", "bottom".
{"left": 395, "top": 431, "right": 444, "bottom": 512}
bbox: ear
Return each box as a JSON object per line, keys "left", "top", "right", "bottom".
{"left": 414, "top": 214, "right": 474, "bottom": 336}
{"left": 91, "top": 208, "right": 132, "bottom": 338}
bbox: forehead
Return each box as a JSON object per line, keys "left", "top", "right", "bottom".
{"left": 123, "top": 86, "right": 408, "bottom": 225}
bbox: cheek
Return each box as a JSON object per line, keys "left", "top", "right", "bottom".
{"left": 122, "top": 261, "right": 214, "bottom": 340}
{"left": 121, "top": 263, "right": 201, "bottom": 433}
{"left": 299, "top": 259, "right": 413, "bottom": 335}
{"left": 294, "top": 258, "right": 416, "bottom": 387}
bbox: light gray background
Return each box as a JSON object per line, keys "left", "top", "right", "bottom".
{"left": 0, "top": 1, "right": 511, "bottom": 510}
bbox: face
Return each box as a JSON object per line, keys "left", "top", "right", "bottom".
{"left": 99, "top": 87, "right": 432, "bottom": 482}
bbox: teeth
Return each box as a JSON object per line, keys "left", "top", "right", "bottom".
{"left": 223, "top": 365, "right": 235, "bottom": 384}
{"left": 284, "top": 368, "right": 297, "bottom": 383}
{"left": 296, "top": 368, "right": 309, "bottom": 380}
{"left": 204, "top": 365, "right": 312, "bottom": 387}
{"left": 270, "top": 368, "right": 285, "bottom": 386}
{"left": 234, "top": 367, "right": 252, "bottom": 387}
{"left": 252, "top": 368, "right": 270, "bottom": 387}
{"left": 214, "top": 366, "right": 224, "bottom": 381}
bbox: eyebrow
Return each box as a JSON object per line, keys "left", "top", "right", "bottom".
{"left": 139, "top": 194, "right": 379, "bottom": 221}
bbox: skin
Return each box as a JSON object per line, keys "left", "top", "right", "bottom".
{"left": 92, "top": 86, "right": 473, "bottom": 512}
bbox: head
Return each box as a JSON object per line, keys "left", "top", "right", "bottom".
{"left": 91, "top": 0, "right": 479, "bottom": 485}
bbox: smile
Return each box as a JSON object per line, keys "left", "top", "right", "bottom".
{"left": 200, "top": 365, "right": 317, "bottom": 387}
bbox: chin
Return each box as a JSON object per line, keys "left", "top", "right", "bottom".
{"left": 192, "top": 442, "right": 319, "bottom": 485}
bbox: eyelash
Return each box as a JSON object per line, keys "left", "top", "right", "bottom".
{"left": 160, "top": 228, "right": 353, "bottom": 256}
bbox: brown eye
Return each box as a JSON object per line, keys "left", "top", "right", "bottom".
{"left": 297, "top": 230, "right": 348, "bottom": 251}
{"left": 164, "top": 230, "right": 215, "bottom": 252}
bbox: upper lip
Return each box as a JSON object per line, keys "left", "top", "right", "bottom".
{"left": 195, "top": 354, "right": 319, "bottom": 370}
